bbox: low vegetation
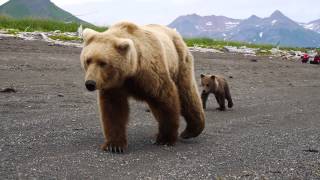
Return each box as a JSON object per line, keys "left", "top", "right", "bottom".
{"left": 0, "top": 16, "right": 107, "bottom": 32}
{"left": 5, "top": 28, "right": 19, "bottom": 35}
{"left": 184, "top": 38, "right": 313, "bottom": 52}
{"left": 185, "top": 38, "right": 272, "bottom": 49}
{"left": 49, "top": 35, "right": 81, "bottom": 41}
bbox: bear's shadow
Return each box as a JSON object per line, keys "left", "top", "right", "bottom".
{"left": 67, "top": 129, "right": 203, "bottom": 154}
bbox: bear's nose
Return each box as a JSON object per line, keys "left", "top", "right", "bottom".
{"left": 85, "top": 80, "right": 96, "bottom": 91}
{"left": 202, "top": 90, "right": 206, "bottom": 94}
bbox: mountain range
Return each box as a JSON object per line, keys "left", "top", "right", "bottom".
{"left": 0, "top": 0, "right": 87, "bottom": 24}
{"left": 169, "top": 10, "right": 320, "bottom": 47}
{"left": 1, "top": 1, "right": 319, "bottom": 47}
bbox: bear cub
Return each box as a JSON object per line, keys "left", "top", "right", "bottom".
{"left": 200, "top": 74, "right": 233, "bottom": 111}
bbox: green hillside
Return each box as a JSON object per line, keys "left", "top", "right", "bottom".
{"left": 0, "top": 16, "right": 107, "bottom": 32}
{"left": 0, "top": 0, "right": 87, "bottom": 24}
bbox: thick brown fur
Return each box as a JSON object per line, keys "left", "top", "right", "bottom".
{"left": 80, "top": 22, "right": 205, "bottom": 153}
{"left": 200, "top": 74, "right": 233, "bottom": 111}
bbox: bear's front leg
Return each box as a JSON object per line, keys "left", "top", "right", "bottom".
{"left": 98, "top": 89, "right": 129, "bottom": 153}
{"left": 147, "top": 85, "right": 180, "bottom": 146}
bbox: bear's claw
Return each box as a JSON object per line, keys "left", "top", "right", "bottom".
{"left": 107, "top": 146, "right": 124, "bottom": 153}
{"left": 101, "top": 142, "right": 126, "bottom": 153}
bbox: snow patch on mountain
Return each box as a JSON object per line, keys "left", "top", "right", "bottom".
{"left": 225, "top": 22, "right": 239, "bottom": 30}
{"left": 259, "top": 32, "right": 263, "bottom": 38}
{"left": 206, "top": 21, "right": 213, "bottom": 26}
{"left": 304, "top": 23, "right": 316, "bottom": 30}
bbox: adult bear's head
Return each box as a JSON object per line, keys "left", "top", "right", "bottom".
{"left": 80, "top": 28, "right": 138, "bottom": 91}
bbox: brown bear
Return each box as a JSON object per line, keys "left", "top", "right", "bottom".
{"left": 80, "top": 22, "right": 205, "bottom": 153}
{"left": 200, "top": 74, "right": 233, "bottom": 111}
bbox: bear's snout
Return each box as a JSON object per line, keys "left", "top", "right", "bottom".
{"left": 202, "top": 90, "right": 209, "bottom": 94}
{"left": 85, "top": 80, "right": 97, "bottom": 91}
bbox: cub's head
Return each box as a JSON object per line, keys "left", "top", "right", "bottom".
{"left": 80, "top": 28, "right": 137, "bottom": 91}
{"left": 200, "top": 74, "right": 218, "bottom": 94}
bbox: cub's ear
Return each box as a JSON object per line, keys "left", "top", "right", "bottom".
{"left": 210, "top": 75, "right": 216, "bottom": 79}
{"left": 82, "top": 28, "right": 98, "bottom": 43}
{"left": 116, "top": 39, "right": 131, "bottom": 54}
{"left": 200, "top": 74, "right": 205, "bottom": 78}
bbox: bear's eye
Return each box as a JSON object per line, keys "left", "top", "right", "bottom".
{"left": 98, "top": 61, "right": 107, "bottom": 67}
{"left": 86, "top": 58, "right": 92, "bottom": 65}
{"left": 206, "top": 84, "right": 209, "bottom": 87}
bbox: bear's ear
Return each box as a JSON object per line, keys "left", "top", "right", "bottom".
{"left": 200, "top": 74, "right": 205, "bottom": 78}
{"left": 113, "top": 22, "right": 138, "bottom": 34}
{"left": 116, "top": 40, "right": 130, "bottom": 54}
{"left": 210, "top": 75, "right": 216, "bottom": 80}
{"left": 82, "top": 28, "right": 98, "bottom": 43}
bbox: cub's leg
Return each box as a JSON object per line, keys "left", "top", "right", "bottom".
{"left": 214, "top": 93, "right": 221, "bottom": 109}
{"left": 99, "top": 89, "right": 129, "bottom": 153}
{"left": 201, "top": 92, "right": 209, "bottom": 110}
{"left": 217, "top": 93, "right": 226, "bottom": 111}
{"left": 225, "top": 84, "right": 233, "bottom": 108}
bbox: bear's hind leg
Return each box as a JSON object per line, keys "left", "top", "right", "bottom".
{"left": 179, "top": 85, "right": 205, "bottom": 139}
{"left": 99, "top": 90, "right": 129, "bottom": 153}
{"left": 177, "top": 75, "right": 205, "bottom": 138}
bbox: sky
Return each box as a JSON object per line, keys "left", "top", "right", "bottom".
{"left": 0, "top": 0, "right": 319, "bottom": 26}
